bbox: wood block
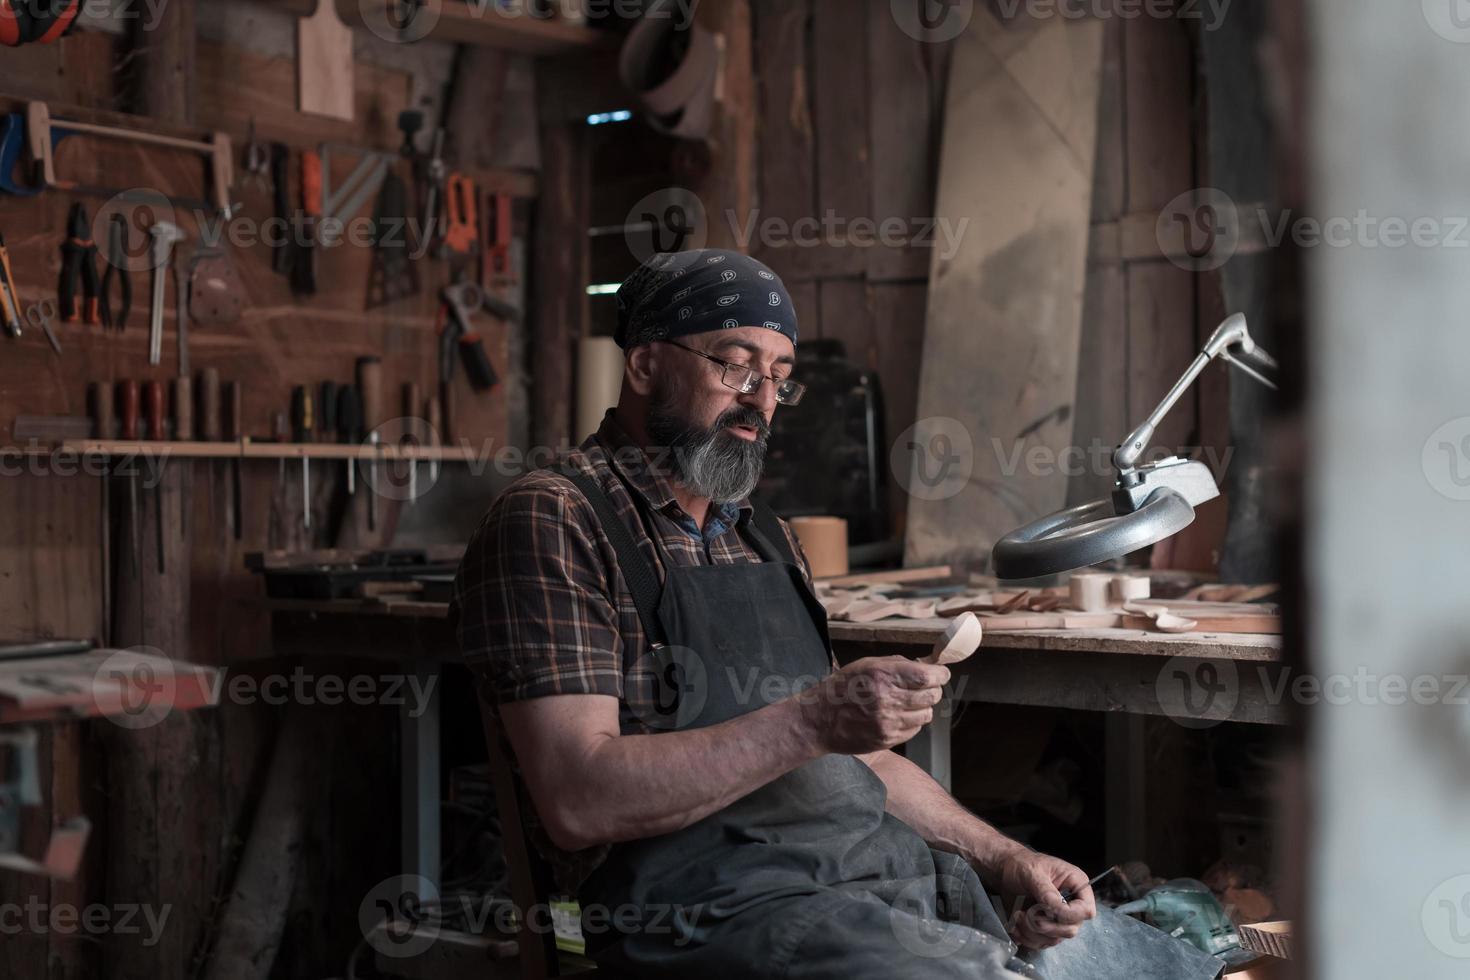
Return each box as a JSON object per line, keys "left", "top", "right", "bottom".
{"left": 298, "top": 0, "right": 355, "bottom": 121}
{"left": 904, "top": 8, "right": 1104, "bottom": 569}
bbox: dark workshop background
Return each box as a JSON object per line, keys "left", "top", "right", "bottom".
{"left": 0, "top": 2, "right": 1272, "bottom": 977}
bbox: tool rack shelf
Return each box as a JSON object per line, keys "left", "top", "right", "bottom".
{"left": 7, "top": 440, "right": 482, "bottom": 462}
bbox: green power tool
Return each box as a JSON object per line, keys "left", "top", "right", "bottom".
{"left": 1116, "top": 878, "right": 1255, "bottom": 966}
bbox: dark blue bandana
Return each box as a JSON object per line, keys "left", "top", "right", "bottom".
{"left": 614, "top": 249, "right": 799, "bottom": 350}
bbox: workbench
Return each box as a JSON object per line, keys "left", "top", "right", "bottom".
{"left": 265, "top": 598, "right": 1286, "bottom": 885}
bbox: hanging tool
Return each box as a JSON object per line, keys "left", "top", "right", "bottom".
{"left": 291, "top": 385, "right": 314, "bottom": 531}
{"left": 227, "top": 382, "right": 243, "bottom": 541}
{"left": 993, "top": 314, "right": 1280, "bottom": 579}
{"left": 320, "top": 144, "right": 392, "bottom": 227}
{"left": 336, "top": 383, "right": 360, "bottom": 498}
{"left": 270, "top": 142, "right": 293, "bottom": 277}
{"left": 147, "top": 221, "right": 184, "bottom": 365}
{"left": 98, "top": 213, "right": 131, "bottom": 331}
{"left": 401, "top": 382, "right": 421, "bottom": 503}
{"left": 357, "top": 357, "right": 382, "bottom": 532}
{"left": 242, "top": 118, "right": 271, "bottom": 193}
{"left": 173, "top": 241, "right": 190, "bottom": 376}
{"left": 24, "top": 298, "right": 60, "bottom": 355}
{"left": 418, "top": 127, "right": 447, "bottom": 254}
{"left": 291, "top": 150, "right": 321, "bottom": 295}
{"left": 0, "top": 233, "right": 22, "bottom": 336}
{"left": 187, "top": 245, "right": 244, "bottom": 327}
{"left": 58, "top": 202, "right": 99, "bottom": 325}
{"left": 482, "top": 191, "right": 515, "bottom": 286}
{"left": 365, "top": 172, "right": 419, "bottom": 309}
{"left": 438, "top": 281, "right": 515, "bottom": 440}
{"left": 23, "top": 102, "right": 235, "bottom": 218}
{"left": 443, "top": 172, "right": 477, "bottom": 259}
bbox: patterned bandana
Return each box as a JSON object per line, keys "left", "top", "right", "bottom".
{"left": 614, "top": 249, "right": 799, "bottom": 350}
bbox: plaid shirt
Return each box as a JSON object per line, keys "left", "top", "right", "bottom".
{"left": 451, "top": 411, "right": 823, "bottom": 894}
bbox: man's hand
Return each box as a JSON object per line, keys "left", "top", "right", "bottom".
{"left": 996, "top": 848, "right": 1098, "bottom": 950}
{"left": 797, "top": 656, "right": 949, "bottom": 755}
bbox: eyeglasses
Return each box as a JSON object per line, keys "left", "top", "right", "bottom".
{"left": 659, "top": 339, "right": 807, "bottom": 406}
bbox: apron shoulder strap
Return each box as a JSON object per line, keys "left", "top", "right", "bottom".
{"left": 553, "top": 468, "right": 668, "bottom": 648}
{"left": 745, "top": 498, "right": 798, "bottom": 567}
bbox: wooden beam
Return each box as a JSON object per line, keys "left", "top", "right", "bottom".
{"left": 694, "top": 0, "right": 755, "bottom": 251}
{"left": 531, "top": 124, "right": 590, "bottom": 449}
{"left": 128, "top": 0, "right": 196, "bottom": 126}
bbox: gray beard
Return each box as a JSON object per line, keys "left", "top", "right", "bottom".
{"left": 647, "top": 397, "right": 769, "bottom": 505}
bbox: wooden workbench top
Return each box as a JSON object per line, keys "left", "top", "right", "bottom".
{"left": 263, "top": 598, "right": 1284, "bottom": 662}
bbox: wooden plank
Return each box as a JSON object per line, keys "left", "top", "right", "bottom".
{"left": 1123, "top": 15, "right": 1195, "bottom": 213}
{"left": 813, "top": 0, "right": 871, "bottom": 275}
{"left": 867, "top": 282, "right": 928, "bottom": 537}
{"left": 1127, "top": 262, "right": 1198, "bottom": 458}
{"left": 298, "top": 0, "right": 357, "bottom": 121}
{"left": 751, "top": 0, "right": 815, "bottom": 276}
{"left": 904, "top": 9, "right": 1105, "bottom": 569}
{"left": 867, "top": 0, "right": 944, "bottom": 282}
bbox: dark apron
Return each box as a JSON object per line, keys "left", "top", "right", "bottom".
{"left": 558, "top": 468, "right": 1222, "bottom": 980}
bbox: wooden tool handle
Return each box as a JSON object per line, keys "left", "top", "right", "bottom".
{"left": 119, "top": 380, "right": 139, "bottom": 440}
{"left": 173, "top": 376, "right": 193, "bottom": 441}
{"left": 199, "top": 368, "right": 221, "bottom": 441}
{"left": 356, "top": 356, "right": 383, "bottom": 433}
{"left": 226, "top": 381, "right": 242, "bottom": 441}
{"left": 144, "top": 381, "right": 165, "bottom": 440}
{"left": 91, "top": 381, "right": 114, "bottom": 440}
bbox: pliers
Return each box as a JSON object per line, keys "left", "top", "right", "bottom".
{"left": 99, "top": 212, "right": 131, "bottom": 331}
{"left": 58, "top": 202, "right": 99, "bottom": 325}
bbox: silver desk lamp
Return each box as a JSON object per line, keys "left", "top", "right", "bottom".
{"left": 991, "top": 314, "right": 1278, "bottom": 580}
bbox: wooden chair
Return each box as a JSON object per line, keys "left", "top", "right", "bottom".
{"left": 479, "top": 696, "right": 601, "bottom": 979}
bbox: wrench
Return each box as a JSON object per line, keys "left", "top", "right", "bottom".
{"left": 147, "top": 222, "right": 184, "bottom": 366}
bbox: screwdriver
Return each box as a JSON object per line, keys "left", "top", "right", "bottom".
{"left": 357, "top": 357, "right": 382, "bottom": 531}
{"left": 336, "top": 384, "right": 361, "bottom": 497}
{"left": 291, "top": 385, "right": 313, "bottom": 530}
